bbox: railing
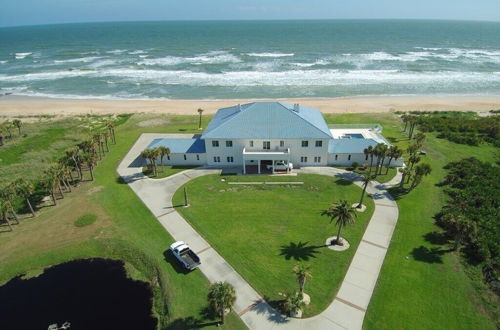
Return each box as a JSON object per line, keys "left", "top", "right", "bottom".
{"left": 243, "top": 147, "right": 290, "bottom": 154}
{"left": 328, "top": 123, "right": 383, "bottom": 132}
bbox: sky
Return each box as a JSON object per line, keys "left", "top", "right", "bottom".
{"left": 1, "top": 0, "right": 500, "bottom": 27}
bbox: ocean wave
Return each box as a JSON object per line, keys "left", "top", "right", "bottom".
{"left": 53, "top": 56, "right": 102, "bottom": 64}
{"left": 290, "top": 59, "right": 330, "bottom": 67}
{"left": 246, "top": 52, "right": 294, "bottom": 58}
{"left": 106, "top": 49, "right": 127, "bottom": 54}
{"left": 0, "top": 60, "right": 7, "bottom": 65}
{"left": 15, "top": 52, "right": 32, "bottom": 59}
{"left": 138, "top": 51, "right": 241, "bottom": 66}
{"left": 128, "top": 50, "right": 147, "bottom": 55}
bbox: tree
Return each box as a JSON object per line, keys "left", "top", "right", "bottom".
{"left": 14, "top": 178, "right": 36, "bottom": 217}
{"left": 292, "top": 263, "right": 312, "bottom": 295}
{"left": 197, "top": 108, "right": 204, "bottom": 130}
{"left": 12, "top": 119, "right": 22, "bottom": 135}
{"left": 413, "top": 132, "right": 426, "bottom": 148}
{"left": 374, "top": 143, "right": 388, "bottom": 177}
{"left": 107, "top": 122, "right": 116, "bottom": 144}
{"left": 0, "top": 130, "right": 4, "bottom": 146}
{"left": 3, "top": 121, "right": 13, "bottom": 139}
{"left": 441, "top": 213, "right": 475, "bottom": 251}
{"left": 65, "top": 147, "right": 83, "bottom": 181}
{"left": 363, "top": 146, "right": 375, "bottom": 177}
{"left": 322, "top": 199, "right": 357, "bottom": 246}
{"left": 141, "top": 149, "right": 156, "bottom": 176}
{"left": 399, "top": 167, "right": 411, "bottom": 188}
{"left": 42, "top": 171, "right": 58, "bottom": 206}
{"left": 157, "top": 146, "right": 171, "bottom": 169}
{"left": 1, "top": 185, "right": 19, "bottom": 224}
{"left": 82, "top": 152, "right": 97, "bottom": 181}
{"left": 385, "top": 146, "right": 403, "bottom": 174}
{"left": 207, "top": 282, "right": 236, "bottom": 325}
{"left": 401, "top": 114, "right": 409, "bottom": 132}
{"left": 0, "top": 197, "right": 13, "bottom": 231}
{"left": 103, "top": 131, "right": 110, "bottom": 152}
{"left": 410, "top": 163, "right": 432, "bottom": 189}
{"left": 357, "top": 175, "right": 370, "bottom": 208}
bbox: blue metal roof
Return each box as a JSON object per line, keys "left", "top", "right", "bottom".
{"left": 147, "top": 138, "right": 206, "bottom": 154}
{"left": 201, "top": 102, "right": 332, "bottom": 139}
{"left": 328, "top": 138, "right": 379, "bottom": 154}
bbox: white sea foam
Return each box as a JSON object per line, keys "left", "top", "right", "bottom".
{"left": 15, "top": 52, "right": 32, "bottom": 59}
{"left": 138, "top": 51, "right": 241, "bottom": 66}
{"left": 290, "top": 59, "right": 330, "bottom": 67}
{"left": 246, "top": 52, "right": 294, "bottom": 58}
{"left": 0, "top": 60, "right": 7, "bottom": 65}
{"left": 128, "top": 50, "right": 146, "bottom": 55}
{"left": 53, "top": 56, "right": 102, "bottom": 64}
{"left": 106, "top": 49, "right": 127, "bottom": 54}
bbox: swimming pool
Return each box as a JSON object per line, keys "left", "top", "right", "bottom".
{"left": 343, "top": 133, "right": 365, "bottom": 139}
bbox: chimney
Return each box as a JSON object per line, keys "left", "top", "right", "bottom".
{"left": 293, "top": 103, "right": 300, "bottom": 112}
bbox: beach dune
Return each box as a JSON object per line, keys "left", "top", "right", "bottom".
{"left": 1, "top": 95, "right": 499, "bottom": 118}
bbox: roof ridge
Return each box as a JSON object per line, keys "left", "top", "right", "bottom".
{"left": 284, "top": 103, "right": 333, "bottom": 139}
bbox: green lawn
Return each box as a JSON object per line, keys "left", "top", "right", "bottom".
{"left": 325, "top": 113, "right": 498, "bottom": 329}
{"left": 173, "top": 174, "right": 374, "bottom": 316}
{"left": 336, "top": 165, "right": 397, "bottom": 184}
{"left": 0, "top": 113, "right": 245, "bottom": 330}
{"left": 143, "top": 165, "right": 198, "bottom": 179}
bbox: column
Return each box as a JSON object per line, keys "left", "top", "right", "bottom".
{"left": 243, "top": 154, "right": 246, "bottom": 174}
{"left": 258, "top": 159, "right": 261, "bottom": 174}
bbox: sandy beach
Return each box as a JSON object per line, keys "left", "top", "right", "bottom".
{"left": 0, "top": 95, "right": 500, "bottom": 118}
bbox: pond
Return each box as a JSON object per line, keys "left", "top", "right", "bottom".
{"left": 0, "top": 258, "right": 157, "bottom": 330}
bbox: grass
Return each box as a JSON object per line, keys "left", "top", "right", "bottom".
{"left": 0, "top": 113, "right": 245, "bottom": 330}
{"left": 324, "top": 113, "right": 498, "bottom": 329}
{"left": 142, "top": 165, "right": 198, "bottom": 179}
{"left": 74, "top": 214, "right": 98, "bottom": 227}
{"left": 173, "top": 174, "right": 374, "bottom": 316}
{"left": 336, "top": 165, "right": 397, "bottom": 184}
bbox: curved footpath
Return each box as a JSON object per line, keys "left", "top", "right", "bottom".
{"left": 117, "top": 134, "right": 401, "bottom": 330}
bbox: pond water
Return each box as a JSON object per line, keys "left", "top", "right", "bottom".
{"left": 0, "top": 258, "right": 157, "bottom": 330}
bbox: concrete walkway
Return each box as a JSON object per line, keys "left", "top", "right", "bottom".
{"left": 117, "top": 134, "right": 400, "bottom": 330}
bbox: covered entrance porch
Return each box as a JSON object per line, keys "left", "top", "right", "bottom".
{"left": 242, "top": 148, "right": 291, "bottom": 175}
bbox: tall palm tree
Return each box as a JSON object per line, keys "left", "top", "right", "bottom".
{"left": 103, "top": 131, "right": 110, "bottom": 152}
{"left": 150, "top": 148, "right": 160, "bottom": 176}
{"left": 411, "top": 163, "right": 432, "bottom": 189}
{"left": 157, "top": 146, "right": 171, "bottom": 169}
{"left": 107, "top": 122, "right": 116, "bottom": 144}
{"left": 14, "top": 178, "right": 36, "bottom": 217}
{"left": 65, "top": 147, "right": 83, "bottom": 181}
{"left": 141, "top": 149, "right": 154, "bottom": 174}
{"left": 0, "top": 196, "right": 13, "bottom": 231}
{"left": 363, "top": 146, "right": 375, "bottom": 177}
{"left": 82, "top": 152, "right": 97, "bottom": 181}
{"left": 197, "top": 108, "right": 204, "bottom": 130}
{"left": 385, "top": 146, "right": 403, "bottom": 174}
{"left": 399, "top": 167, "right": 411, "bottom": 188}
{"left": 322, "top": 200, "right": 357, "bottom": 246}
{"left": 375, "top": 144, "right": 388, "bottom": 175}
{"left": 401, "top": 114, "right": 409, "bottom": 132}
{"left": 12, "top": 119, "right": 22, "bottom": 135}
{"left": 357, "top": 175, "right": 370, "bottom": 209}
{"left": 207, "top": 281, "right": 236, "bottom": 325}
{"left": 42, "top": 172, "right": 58, "bottom": 206}
{"left": 413, "top": 132, "right": 426, "bottom": 148}
{"left": 1, "top": 185, "right": 19, "bottom": 224}
{"left": 293, "top": 263, "right": 312, "bottom": 295}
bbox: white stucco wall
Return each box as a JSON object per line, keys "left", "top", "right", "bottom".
{"left": 158, "top": 153, "right": 206, "bottom": 166}
{"left": 327, "top": 153, "right": 404, "bottom": 167}
{"left": 204, "top": 138, "right": 330, "bottom": 167}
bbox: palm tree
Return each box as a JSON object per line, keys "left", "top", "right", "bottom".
{"left": 292, "top": 263, "right": 312, "bottom": 295}
{"left": 411, "top": 163, "right": 432, "bottom": 189}
{"left": 14, "top": 178, "right": 36, "bottom": 217}
{"left": 197, "top": 108, "right": 204, "bottom": 130}
{"left": 0, "top": 196, "right": 13, "bottom": 231}
{"left": 107, "top": 122, "right": 116, "bottom": 144}
{"left": 322, "top": 200, "right": 357, "bottom": 246}
{"left": 141, "top": 149, "right": 154, "bottom": 175}
{"left": 401, "top": 114, "right": 409, "bottom": 132}
{"left": 12, "top": 119, "right": 22, "bottom": 135}
{"left": 103, "top": 131, "right": 110, "bottom": 152}
{"left": 207, "top": 281, "right": 236, "bottom": 325}
{"left": 82, "top": 152, "right": 97, "bottom": 181}
{"left": 357, "top": 175, "right": 370, "bottom": 209}
{"left": 0, "top": 130, "right": 4, "bottom": 146}
{"left": 385, "top": 146, "right": 403, "bottom": 174}
{"left": 375, "top": 144, "right": 388, "bottom": 175}
{"left": 1, "top": 185, "right": 19, "bottom": 224}
{"left": 363, "top": 146, "right": 375, "bottom": 177}
{"left": 3, "top": 121, "right": 13, "bottom": 139}
{"left": 399, "top": 167, "right": 411, "bottom": 188}
{"left": 65, "top": 147, "right": 83, "bottom": 181}
{"left": 413, "top": 132, "right": 426, "bottom": 148}
{"left": 157, "top": 146, "right": 171, "bottom": 169}
{"left": 42, "top": 172, "right": 58, "bottom": 206}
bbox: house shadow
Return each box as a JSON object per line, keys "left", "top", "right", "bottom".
{"left": 410, "top": 245, "right": 446, "bottom": 264}
{"left": 279, "top": 241, "right": 323, "bottom": 261}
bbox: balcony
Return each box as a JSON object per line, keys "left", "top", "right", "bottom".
{"left": 243, "top": 147, "right": 290, "bottom": 156}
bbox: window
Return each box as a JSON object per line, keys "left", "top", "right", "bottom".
{"left": 335, "top": 155, "right": 338, "bottom": 161}
{"left": 300, "top": 156, "right": 308, "bottom": 162}
{"left": 280, "top": 140, "right": 285, "bottom": 147}
{"left": 249, "top": 140, "right": 254, "bottom": 147}
{"left": 314, "top": 156, "right": 321, "bottom": 163}
{"left": 183, "top": 154, "right": 187, "bottom": 160}
{"left": 227, "top": 156, "right": 234, "bottom": 163}
{"left": 212, "top": 140, "right": 219, "bottom": 147}
{"left": 167, "top": 155, "right": 170, "bottom": 160}
{"left": 301, "top": 141, "right": 308, "bottom": 147}
{"left": 365, "top": 154, "right": 369, "bottom": 161}
{"left": 315, "top": 140, "right": 323, "bottom": 147}
{"left": 226, "top": 140, "right": 233, "bottom": 147}
{"left": 263, "top": 141, "right": 270, "bottom": 150}
{"left": 196, "top": 154, "right": 200, "bottom": 161}
{"left": 213, "top": 156, "right": 220, "bottom": 163}
{"left": 348, "top": 155, "right": 351, "bottom": 161}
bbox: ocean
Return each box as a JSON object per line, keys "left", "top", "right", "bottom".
{"left": 1, "top": 20, "right": 500, "bottom": 100}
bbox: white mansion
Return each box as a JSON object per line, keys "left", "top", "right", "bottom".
{"left": 147, "top": 102, "right": 403, "bottom": 173}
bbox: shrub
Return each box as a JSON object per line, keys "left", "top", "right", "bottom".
{"left": 74, "top": 214, "right": 98, "bottom": 227}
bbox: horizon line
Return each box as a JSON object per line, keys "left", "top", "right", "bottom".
{"left": 2, "top": 17, "right": 500, "bottom": 29}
